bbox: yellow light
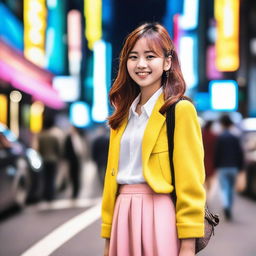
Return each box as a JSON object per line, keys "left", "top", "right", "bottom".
{"left": 30, "top": 101, "right": 44, "bottom": 133}
{"left": 215, "top": 0, "right": 240, "bottom": 72}
{"left": 26, "top": 48, "right": 45, "bottom": 66}
{"left": 29, "top": 30, "right": 44, "bottom": 44}
{"left": 0, "top": 94, "right": 8, "bottom": 125}
{"left": 24, "top": 0, "right": 47, "bottom": 67}
{"left": 84, "top": 0, "right": 102, "bottom": 50}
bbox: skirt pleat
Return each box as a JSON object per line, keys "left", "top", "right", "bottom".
{"left": 109, "top": 184, "right": 180, "bottom": 256}
{"left": 141, "top": 193, "right": 154, "bottom": 256}
{"left": 131, "top": 195, "right": 142, "bottom": 255}
{"left": 117, "top": 196, "right": 131, "bottom": 255}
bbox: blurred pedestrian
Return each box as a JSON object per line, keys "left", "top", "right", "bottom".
{"left": 215, "top": 114, "right": 244, "bottom": 220}
{"left": 102, "top": 23, "right": 206, "bottom": 256}
{"left": 64, "top": 125, "right": 85, "bottom": 199}
{"left": 91, "top": 126, "right": 109, "bottom": 186}
{"left": 37, "top": 116, "right": 60, "bottom": 201}
{"left": 202, "top": 120, "right": 217, "bottom": 193}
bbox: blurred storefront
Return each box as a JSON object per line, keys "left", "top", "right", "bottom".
{"left": 0, "top": 2, "right": 65, "bottom": 145}
{"left": 0, "top": 39, "right": 65, "bottom": 140}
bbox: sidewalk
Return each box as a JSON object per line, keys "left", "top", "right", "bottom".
{"left": 199, "top": 179, "right": 256, "bottom": 256}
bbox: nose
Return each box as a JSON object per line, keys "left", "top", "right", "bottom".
{"left": 137, "top": 57, "right": 147, "bottom": 69}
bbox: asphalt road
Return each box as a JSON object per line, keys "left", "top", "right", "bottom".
{"left": 199, "top": 180, "right": 256, "bottom": 256}
{"left": 1, "top": 164, "right": 256, "bottom": 256}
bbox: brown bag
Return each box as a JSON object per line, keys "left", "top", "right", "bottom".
{"left": 166, "top": 101, "right": 219, "bottom": 254}
{"left": 195, "top": 206, "right": 219, "bottom": 252}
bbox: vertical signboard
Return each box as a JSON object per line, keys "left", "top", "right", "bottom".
{"left": 24, "top": 0, "right": 47, "bottom": 67}
{"left": 215, "top": 0, "right": 240, "bottom": 71}
{"left": 84, "top": 0, "right": 102, "bottom": 50}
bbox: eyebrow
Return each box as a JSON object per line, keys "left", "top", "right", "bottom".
{"left": 129, "top": 50, "right": 155, "bottom": 54}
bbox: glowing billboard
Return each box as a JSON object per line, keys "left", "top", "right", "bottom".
{"left": 179, "top": 35, "right": 198, "bottom": 89}
{"left": 92, "top": 40, "right": 109, "bottom": 122}
{"left": 84, "top": 0, "right": 102, "bottom": 50}
{"left": 215, "top": 0, "right": 240, "bottom": 71}
{"left": 210, "top": 80, "right": 238, "bottom": 111}
{"left": 70, "top": 102, "right": 90, "bottom": 128}
{"left": 24, "top": 0, "right": 47, "bottom": 67}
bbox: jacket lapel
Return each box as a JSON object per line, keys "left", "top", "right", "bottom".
{"left": 142, "top": 93, "right": 166, "bottom": 164}
{"left": 111, "top": 93, "right": 165, "bottom": 173}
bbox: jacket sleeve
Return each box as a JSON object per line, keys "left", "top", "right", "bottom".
{"left": 173, "top": 100, "right": 206, "bottom": 239}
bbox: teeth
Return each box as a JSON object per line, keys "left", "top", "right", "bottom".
{"left": 137, "top": 72, "right": 149, "bottom": 75}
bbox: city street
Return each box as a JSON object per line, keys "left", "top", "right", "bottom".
{"left": 0, "top": 161, "right": 105, "bottom": 256}
{"left": 200, "top": 185, "right": 256, "bottom": 256}
{"left": 1, "top": 164, "right": 256, "bottom": 256}
{"left": 1, "top": 1, "right": 256, "bottom": 255}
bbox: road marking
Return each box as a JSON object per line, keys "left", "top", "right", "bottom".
{"left": 25, "top": 197, "right": 102, "bottom": 212}
{"left": 21, "top": 201, "right": 101, "bottom": 256}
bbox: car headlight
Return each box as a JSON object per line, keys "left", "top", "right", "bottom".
{"left": 26, "top": 148, "right": 43, "bottom": 171}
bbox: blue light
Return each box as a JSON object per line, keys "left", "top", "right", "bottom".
{"left": 209, "top": 80, "right": 238, "bottom": 111}
{"left": 162, "top": 0, "right": 183, "bottom": 36}
{"left": 102, "top": 0, "right": 112, "bottom": 26}
{"left": 47, "top": 0, "right": 57, "bottom": 8}
{"left": 179, "top": 35, "right": 198, "bottom": 89}
{"left": 180, "top": 0, "right": 199, "bottom": 30}
{"left": 45, "top": 0, "right": 67, "bottom": 75}
{"left": 0, "top": 3, "right": 24, "bottom": 51}
{"left": 195, "top": 92, "right": 211, "bottom": 111}
{"left": 70, "top": 102, "right": 91, "bottom": 128}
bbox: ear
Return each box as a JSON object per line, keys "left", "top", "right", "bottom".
{"left": 164, "top": 56, "right": 172, "bottom": 71}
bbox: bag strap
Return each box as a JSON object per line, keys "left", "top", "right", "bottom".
{"left": 166, "top": 102, "right": 220, "bottom": 229}
{"left": 166, "top": 100, "right": 181, "bottom": 203}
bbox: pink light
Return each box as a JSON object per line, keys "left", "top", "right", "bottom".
{"left": 67, "top": 10, "right": 82, "bottom": 75}
{"left": 0, "top": 61, "right": 65, "bottom": 109}
{"left": 173, "top": 14, "right": 180, "bottom": 50}
{"left": 0, "top": 39, "right": 53, "bottom": 84}
{"left": 68, "top": 10, "right": 82, "bottom": 53}
{"left": 206, "top": 45, "right": 223, "bottom": 80}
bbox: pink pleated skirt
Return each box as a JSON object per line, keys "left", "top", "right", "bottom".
{"left": 109, "top": 183, "right": 180, "bottom": 256}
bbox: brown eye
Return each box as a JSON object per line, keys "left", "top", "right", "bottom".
{"left": 128, "top": 55, "right": 137, "bottom": 60}
{"left": 146, "top": 55, "right": 155, "bottom": 59}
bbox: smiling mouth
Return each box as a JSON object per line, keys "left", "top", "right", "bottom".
{"left": 135, "top": 71, "right": 152, "bottom": 76}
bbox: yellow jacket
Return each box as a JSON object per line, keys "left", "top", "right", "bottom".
{"left": 101, "top": 94, "right": 206, "bottom": 239}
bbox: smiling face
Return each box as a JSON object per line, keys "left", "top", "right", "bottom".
{"left": 127, "top": 37, "right": 171, "bottom": 93}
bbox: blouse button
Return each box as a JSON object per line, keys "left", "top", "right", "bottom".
{"left": 111, "top": 168, "right": 115, "bottom": 176}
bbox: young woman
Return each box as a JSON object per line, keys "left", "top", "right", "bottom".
{"left": 101, "top": 23, "right": 206, "bottom": 256}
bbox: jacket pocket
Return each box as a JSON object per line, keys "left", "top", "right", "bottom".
{"left": 157, "top": 151, "right": 172, "bottom": 184}
{"left": 152, "top": 141, "right": 168, "bottom": 153}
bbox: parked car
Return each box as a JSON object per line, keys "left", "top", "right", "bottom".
{"left": 241, "top": 118, "right": 256, "bottom": 199}
{"left": 0, "top": 123, "right": 43, "bottom": 212}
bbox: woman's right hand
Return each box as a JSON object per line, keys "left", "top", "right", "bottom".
{"left": 104, "top": 239, "right": 110, "bottom": 256}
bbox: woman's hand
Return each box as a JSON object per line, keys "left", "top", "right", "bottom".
{"left": 104, "top": 239, "right": 110, "bottom": 256}
{"left": 179, "top": 238, "right": 195, "bottom": 256}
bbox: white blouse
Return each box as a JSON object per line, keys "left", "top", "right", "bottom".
{"left": 117, "top": 87, "right": 163, "bottom": 184}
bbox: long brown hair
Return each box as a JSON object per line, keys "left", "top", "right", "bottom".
{"left": 108, "top": 22, "right": 188, "bottom": 129}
